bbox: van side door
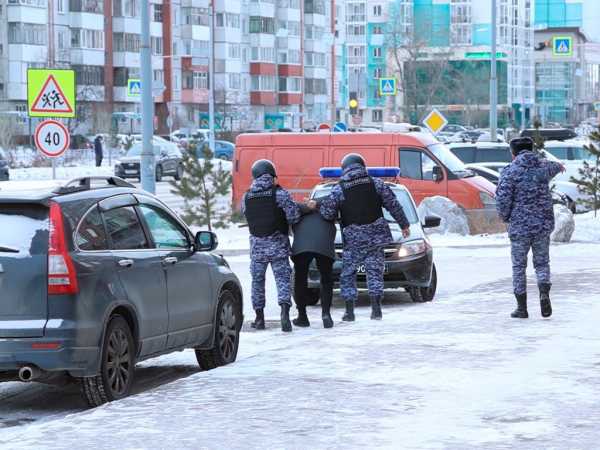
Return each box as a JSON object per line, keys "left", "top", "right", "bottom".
{"left": 398, "top": 148, "right": 448, "bottom": 205}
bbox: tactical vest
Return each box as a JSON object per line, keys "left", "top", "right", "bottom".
{"left": 244, "top": 187, "right": 289, "bottom": 237}
{"left": 339, "top": 176, "right": 383, "bottom": 227}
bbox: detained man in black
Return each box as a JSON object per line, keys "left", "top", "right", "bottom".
{"left": 291, "top": 207, "right": 337, "bottom": 328}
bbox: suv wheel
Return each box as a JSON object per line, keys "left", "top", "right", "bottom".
{"left": 196, "top": 290, "right": 240, "bottom": 370}
{"left": 174, "top": 164, "right": 183, "bottom": 181}
{"left": 81, "top": 315, "right": 136, "bottom": 407}
{"left": 155, "top": 165, "right": 163, "bottom": 182}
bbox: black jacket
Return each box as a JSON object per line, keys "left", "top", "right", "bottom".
{"left": 292, "top": 211, "right": 336, "bottom": 260}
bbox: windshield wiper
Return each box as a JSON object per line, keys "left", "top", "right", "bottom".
{"left": 0, "top": 245, "right": 19, "bottom": 253}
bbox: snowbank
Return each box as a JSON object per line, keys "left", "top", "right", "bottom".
{"left": 418, "top": 196, "right": 470, "bottom": 236}
{"left": 573, "top": 211, "right": 600, "bottom": 242}
{"left": 551, "top": 205, "right": 575, "bottom": 243}
{"left": 10, "top": 165, "right": 113, "bottom": 182}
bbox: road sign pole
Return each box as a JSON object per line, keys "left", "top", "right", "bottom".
{"left": 140, "top": 0, "right": 156, "bottom": 194}
{"left": 490, "top": 0, "right": 498, "bottom": 141}
{"left": 208, "top": 1, "right": 216, "bottom": 154}
{"left": 52, "top": 158, "right": 56, "bottom": 180}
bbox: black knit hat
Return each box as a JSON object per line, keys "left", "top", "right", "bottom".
{"left": 510, "top": 137, "right": 534, "bottom": 156}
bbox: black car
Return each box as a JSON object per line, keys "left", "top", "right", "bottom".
{"left": 0, "top": 176, "right": 242, "bottom": 406}
{"left": 0, "top": 148, "right": 9, "bottom": 181}
{"left": 521, "top": 128, "right": 577, "bottom": 142}
{"left": 448, "top": 142, "right": 513, "bottom": 164}
{"left": 306, "top": 181, "right": 440, "bottom": 303}
{"left": 115, "top": 138, "right": 183, "bottom": 182}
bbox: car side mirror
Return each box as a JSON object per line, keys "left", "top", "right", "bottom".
{"left": 432, "top": 166, "right": 443, "bottom": 183}
{"left": 423, "top": 215, "right": 441, "bottom": 228}
{"left": 195, "top": 231, "right": 218, "bottom": 252}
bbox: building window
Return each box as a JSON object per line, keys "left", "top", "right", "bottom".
{"left": 182, "top": 7, "right": 209, "bottom": 26}
{"left": 228, "top": 44, "right": 240, "bottom": 59}
{"left": 71, "top": 28, "right": 104, "bottom": 49}
{"left": 250, "top": 46, "right": 276, "bottom": 63}
{"left": 249, "top": 16, "right": 275, "bottom": 34}
{"left": 113, "top": 33, "right": 141, "bottom": 52}
{"left": 113, "top": 0, "right": 138, "bottom": 17}
{"left": 304, "top": 52, "right": 326, "bottom": 67}
{"left": 73, "top": 65, "right": 104, "bottom": 86}
{"left": 69, "top": 0, "right": 103, "bottom": 13}
{"left": 305, "top": 78, "right": 327, "bottom": 95}
{"left": 372, "top": 110, "right": 383, "bottom": 122}
{"left": 57, "top": 0, "right": 65, "bottom": 12}
{"left": 251, "top": 75, "right": 276, "bottom": 91}
{"left": 372, "top": 25, "right": 383, "bottom": 35}
{"left": 7, "top": 23, "right": 47, "bottom": 45}
{"left": 373, "top": 47, "right": 382, "bottom": 58}
{"left": 304, "top": 0, "right": 325, "bottom": 15}
{"left": 373, "top": 4, "right": 382, "bottom": 17}
{"left": 305, "top": 25, "right": 324, "bottom": 40}
{"left": 153, "top": 4, "right": 163, "bottom": 22}
{"left": 151, "top": 36, "right": 163, "bottom": 55}
{"left": 279, "top": 77, "right": 302, "bottom": 92}
{"left": 183, "top": 71, "right": 208, "bottom": 90}
{"left": 216, "top": 12, "right": 241, "bottom": 28}
{"left": 374, "top": 67, "right": 383, "bottom": 79}
{"left": 228, "top": 73, "right": 241, "bottom": 90}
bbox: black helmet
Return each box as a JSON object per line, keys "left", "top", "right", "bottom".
{"left": 251, "top": 159, "right": 277, "bottom": 179}
{"left": 341, "top": 153, "right": 366, "bottom": 170}
{"left": 510, "top": 137, "right": 534, "bottom": 156}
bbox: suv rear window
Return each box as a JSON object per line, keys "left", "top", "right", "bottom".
{"left": 0, "top": 204, "right": 48, "bottom": 256}
{"left": 451, "top": 147, "right": 476, "bottom": 164}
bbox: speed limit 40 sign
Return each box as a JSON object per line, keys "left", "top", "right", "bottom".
{"left": 34, "top": 119, "right": 70, "bottom": 157}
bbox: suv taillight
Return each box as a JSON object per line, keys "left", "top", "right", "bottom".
{"left": 48, "top": 202, "right": 79, "bottom": 295}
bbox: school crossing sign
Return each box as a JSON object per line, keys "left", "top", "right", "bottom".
{"left": 553, "top": 36, "right": 573, "bottom": 57}
{"left": 27, "top": 69, "right": 76, "bottom": 118}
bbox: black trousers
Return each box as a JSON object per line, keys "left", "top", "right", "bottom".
{"left": 292, "top": 252, "right": 334, "bottom": 311}
{"left": 95, "top": 153, "right": 103, "bottom": 167}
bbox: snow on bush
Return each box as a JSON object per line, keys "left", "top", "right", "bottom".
{"left": 418, "top": 196, "right": 470, "bottom": 236}
{"left": 551, "top": 204, "right": 575, "bottom": 243}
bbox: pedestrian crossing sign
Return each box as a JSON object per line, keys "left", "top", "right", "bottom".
{"left": 127, "top": 79, "right": 142, "bottom": 98}
{"left": 379, "top": 78, "right": 397, "bottom": 96}
{"left": 27, "top": 69, "right": 76, "bottom": 118}
{"left": 553, "top": 36, "right": 573, "bottom": 57}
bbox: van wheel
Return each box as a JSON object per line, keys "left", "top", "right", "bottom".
{"left": 174, "top": 164, "right": 183, "bottom": 181}
{"left": 196, "top": 290, "right": 240, "bottom": 371}
{"left": 80, "top": 315, "right": 136, "bottom": 407}
{"left": 155, "top": 165, "right": 163, "bottom": 182}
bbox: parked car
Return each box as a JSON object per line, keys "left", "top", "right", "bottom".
{"left": 115, "top": 136, "right": 183, "bottom": 182}
{"left": 70, "top": 134, "right": 92, "bottom": 150}
{"left": 520, "top": 128, "right": 577, "bottom": 142}
{"left": 305, "top": 167, "right": 440, "bottom": 304}
{"left": 444, "top": 124, "right": 467, "bottom": 134}
{"left": 543, "top": 140, "right": 593, "bottom": 181}
{"left": 0, "top": 176, "right": 243, "bottom": 406}
{"left": 465, "top": 163, "right": 572, "bottom": 210}
{"left": 0, "top": 147, "right": 9, "bottom": 181}
{"left": 212, "top": 140, "right": 235, "bottom": 160}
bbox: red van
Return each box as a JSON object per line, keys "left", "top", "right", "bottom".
{"left": 234, "top": 131, "right": 501, "bottom": 233}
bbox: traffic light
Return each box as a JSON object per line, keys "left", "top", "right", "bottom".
{"left": 349, "top": 92, "right": 358, "bottom": 116}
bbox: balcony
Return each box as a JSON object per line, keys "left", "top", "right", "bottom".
{"left": 250, "top": 91, "right": 277, "bottom": 105}
{"left": 278, "top": 93, "right": 302, "bottom": 105}
{"left": 182, "top": 89, "right": 209, "bottom": 104}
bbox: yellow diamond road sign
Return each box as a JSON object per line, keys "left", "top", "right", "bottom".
{"left": 422, "top": 108, "right": 448, "bottom": 135}
{"left": 27, "top": 69, "right": 76, "bottom": 118}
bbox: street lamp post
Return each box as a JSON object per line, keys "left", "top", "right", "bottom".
{"left": 208, "top": 1, "right": 216, "bottom": 154}
{"left": 140, "top": 0, "right": 155, "bottom": 193}
{"left": 490, "top": 0, "right": 498, "bottom": 142}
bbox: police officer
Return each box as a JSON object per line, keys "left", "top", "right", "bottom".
{"left": 242, "top": 159, "right": 305, "bottom": 332}
{"left": 496, "top": 137, "right": 565, "bottom": 319}
{"left": 291, "top": 207, "right": 337, "bottom": 329}
{"left": 318, "top": 154, "right": 411, "bottom": 321}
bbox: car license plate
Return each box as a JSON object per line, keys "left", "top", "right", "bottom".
{"left": 357, "top": 264, "right": 389, "bottom": 274}
{"left": 125, "top": 170, "right": 137, "bottom": 174}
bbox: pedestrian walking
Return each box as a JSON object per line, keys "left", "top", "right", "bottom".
{"left": 496, "top": 137, "right": 565, "bottom": 319}
{"left": 291, "top": 208, "right": 337, "bottom": 329}
{"left": 242, "top": 159, "right": 306, "bottom": 332}
{"left": 94, "top": 135, "right": 104, "bottom": 168}
{"left": 318, "top": 154, "right": 411, "bottom": 321}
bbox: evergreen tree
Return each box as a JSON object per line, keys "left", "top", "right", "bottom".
{"left": 532, "top": 117, "right": 545, "bottom": 152}
{"left": 570, "top": 130, "right": 600, "bottom": 216}
{"left": 170, "top": 139, "right": 233, "bottom": 230}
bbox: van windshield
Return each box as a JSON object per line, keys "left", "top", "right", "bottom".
{"left": 427, "top": 143, "right": 471, "bottom": 177}
{"left": 312, "top": 186, "right": 419, "bottom": 224}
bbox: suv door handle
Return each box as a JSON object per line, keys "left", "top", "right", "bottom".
{"left": 118, "top": 259, "right": 134, "bottom": 268}
{"left": 162, "top": 256, "right": 178, "bottom": 265}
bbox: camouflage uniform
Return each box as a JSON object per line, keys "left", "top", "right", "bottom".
{"left": 496, "top": 151, "right": 563, "bottom": 294}
{"left": 319, "top": 164, "right": 410, "bottom": 302}
{"left": 242, "top": 174, "right": 302, "bottom": 309}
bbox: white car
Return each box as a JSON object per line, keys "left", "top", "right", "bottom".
{"left": 543, "top": 140, "right": 593, "bottom": 179}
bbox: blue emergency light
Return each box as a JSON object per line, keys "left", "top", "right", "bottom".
{"left": 319, "top": 167, "right": 401, "bottom": 178}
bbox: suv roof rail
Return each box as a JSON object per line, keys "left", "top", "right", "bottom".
{"left": 53, "top": 176, "right": 136, "bottom": 195}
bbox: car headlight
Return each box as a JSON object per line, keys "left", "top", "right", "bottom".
{"left": 479, "top": 191, "right": 496, "bottom": 206}
{"left": 396, "top": 239, "right": 427, "bottom": 258}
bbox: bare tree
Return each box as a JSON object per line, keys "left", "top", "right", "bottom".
{"left": 0, "top": 115, "right": 18, "bottom": 151}
{"left": 386, "top": 4, "right": 450, "bottom": 123}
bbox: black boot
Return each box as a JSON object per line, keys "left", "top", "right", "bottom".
{"left": 281, "top": 304, "right": 292, "bottom": 332}
{"left": 342, "top": 301, "right": 355, "bottom": 322}
{"left": 539, "top": 283, "right": 552, "bottom": 318}
{"left": 321, "top": 297, "right": 333, "bottom": 329}
{"left": 251, "top": 308, "right": 265, "bottom": 330}
{"left": 511, "top": 293, "right": 528, "bottom": 319}
{"left": 292, "top": 307, "right": 310, "bottom": 327}
{"left": 370, "top": 296, "right": 382, "bottom": 320}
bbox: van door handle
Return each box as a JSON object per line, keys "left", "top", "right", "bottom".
{"left": 162, "top": 256, "right": 178, "bottom": 266}
{"left": 118, "top": 259, "right": 134, "bottom": 268}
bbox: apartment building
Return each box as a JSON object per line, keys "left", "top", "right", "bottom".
{"left": 386, "top": 0, "right": 535, "bottom": 128}
{"left": 0, "top": 0, "right": 340, "bottom": 136}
